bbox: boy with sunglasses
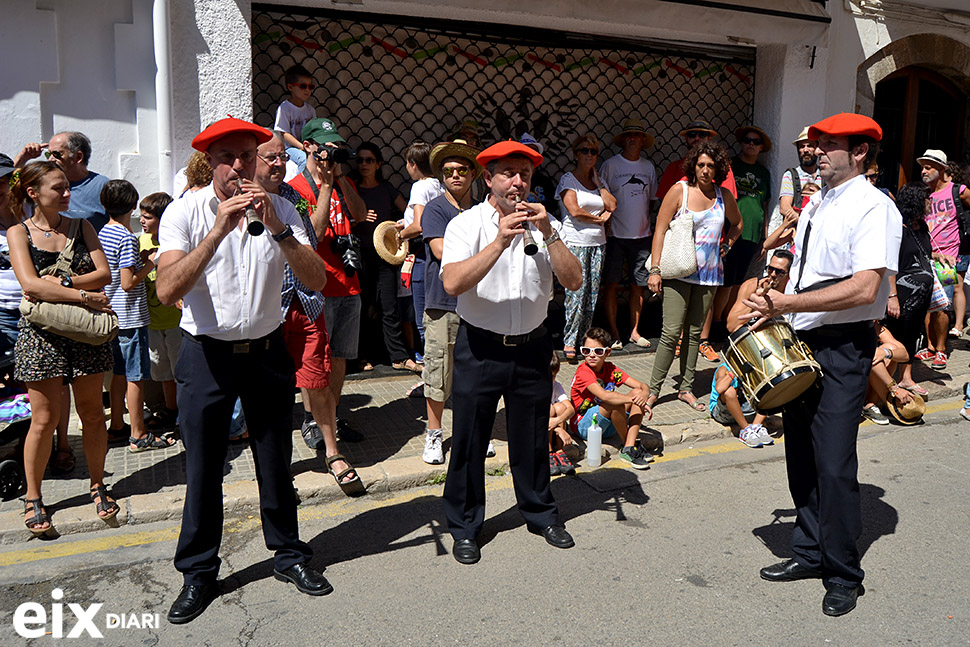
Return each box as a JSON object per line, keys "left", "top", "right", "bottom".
{"left": 274, "top": 64, "right": 318, "bottom": 173}
{"left": 569, "top": 327, "right": 654, "bottom": 469}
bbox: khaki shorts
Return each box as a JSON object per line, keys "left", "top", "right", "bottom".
{"left": 422, "top": 309, "right": 460, "bottom": 402}
{"left": 148, "top": 327, "right": 183, "bottom": 382}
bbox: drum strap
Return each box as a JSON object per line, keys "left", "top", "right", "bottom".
{"left": 795, "top": 220, "right": 811, "bottom": 291}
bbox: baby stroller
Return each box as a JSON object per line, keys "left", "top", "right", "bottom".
{"left": 0, "top": 351, "right": 30, "bottom": 500}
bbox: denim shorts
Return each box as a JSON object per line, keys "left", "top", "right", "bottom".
{"left": 112, "top": 326, "right": 151, "bottom": 381}
{"left": 323, "top": 294, "right": 361, "bottom": 359}
{"left": 576, "top": 406, "right": 618, "bottom": 440}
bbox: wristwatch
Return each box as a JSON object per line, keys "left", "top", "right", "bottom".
{"left": 543, "top": 230, "right": 560, "bottom": 246}
{"left": 61, "top": 277, "right": 73, "bottom": 288}
{"left": 272, "top": 225, "right": 294, "bottom": 243}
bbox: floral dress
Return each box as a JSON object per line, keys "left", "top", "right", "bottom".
{"left": 14, "top": 223, "right": 114, "bottom": 383}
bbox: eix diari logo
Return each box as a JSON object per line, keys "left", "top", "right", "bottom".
{"left": 12, "top": 588, "right": 159, "bottom": 639}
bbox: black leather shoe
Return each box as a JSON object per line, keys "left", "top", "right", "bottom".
{"left": 760, "top": 559, "right": 822, "bottom": 582}
{"left": 274, "top": 563, "right": 334, "bottom": 596}
{"left": 452, "top": 538, "right": 481, "bottom": 564}
{"left": 532, "top": 525, "right": 575, "bottom": 549}
{"left": 167, "top": 584, "right": 218, "bottom": 625}
{"left": 823, "top": 583, "right": 864, "bottom": 616}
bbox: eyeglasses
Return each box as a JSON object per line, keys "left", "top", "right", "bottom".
{"left": 44, "top": 150, "right": 64, "bottom": 160}
{"left": 292, "top": 83, "right": 315, "bottom": 90}
{"left": 357, "top": 157, "right": 378, "bottom": 164}
{"left": 213, "top": 150, "right": 257, "bottom": 165}
{"left": 685, "top": 131, "right": 709, "bottom": 139}
{"left": 442, "top": 166, "right": 471, "bottom": 177}
{"left": 741, "top": 137, "right": 763, "bottom": 145}
{"left": 766, "top": 266, "right": 789, "bottom": 276}
{"left": 258, "top": 152, "right": 290, "bottom": 164}
{"left": 579, "top": 346, "right": 608, "bottom": 357}
{"left": 575, "top": 148, "right": 599, "bottom": 156}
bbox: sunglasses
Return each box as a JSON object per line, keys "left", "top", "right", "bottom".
{"left": 741, "top": 137, "right": 763, "bottom": 145}
{"left": 442, "top": 166, "right": 471, "bottom": 177}
{"left": 357, "top": 157, "right": 378, "bottom": 164}
{"left": 44, "top": 150, "right": 64, "bottom": 161}
{"left": 580, "top": 346, "right": 608, "bottom": 357}
{"left": 865, "top": 172, "right": 880, "bottom": 181}
{"left": 292, "top": 83, "right": 315, "bottom": 90}
{"left": 685, "top": 131, "right": 709, "bottom": 139}
{"left": 766, "top": 265, "right": 789, "bottom": 276}
{"left": 575, "top": 148, "right": 599, "bottom": 156}
{"left": 258, "top": 152, "right": 290, "bottom": 164}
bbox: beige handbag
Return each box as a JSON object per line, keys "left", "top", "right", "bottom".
{"left": 19, "top": 219, "right": 119, "bottom": 345}
{"left": 647, "top": 181, "right": 697, "bottom": 279}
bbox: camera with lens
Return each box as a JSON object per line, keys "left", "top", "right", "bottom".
{"left": 314, "top": 148, "right": 357, "bottom": 165}
{"left": 331, "top": 233, "right": 363, "bottom": 276}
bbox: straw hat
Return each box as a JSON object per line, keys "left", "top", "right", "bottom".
{"left": 612, "top": 118, "right": 655, "bottom": 148}
{"left": 885, "top": 391, "right": 925, "bottom": 425}
{"left": 792, "top": 126, "right": 813, "bottom": 145}
{"left": 374, "top": 221, "right": 407, "bottom": 265}
{"left": 916, "top": 149, "right": 948, "bottom": 168}
{"left": 429, "top": 139, "right": 482, "bottom": 178}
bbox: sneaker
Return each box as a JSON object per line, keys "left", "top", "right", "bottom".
{"left": 931, "top": 351, "right": 948, "bottom": 369}
{"left": 554, "top": 450, "right": 576, "bottom": 475}
{"left": 549, "top": 452, "right": 561, "bottom": 476}
{"left": 738, "top": 425, "right": 763, "bottom": 448}
{"left": 914, "top": 348, "right": 934, "bottom": 361}
{"left": 619, "top": 445, "right": 653, "bottom": 470}
{"left": 754, "top": 425, "right": 774, "bottom": 446}
{"left": 862, "top": 404, "right": 889, "bottom": 426}
{"left": 698, "top": 341, "right": 719, "bottom": 362}
{"left": 486, "top": 441, "right": 496, "bottom": 457}
{"left": 301, "top": 419, "right": 325, "bottom": 450}
{"left": 423, "top": 430, "right": 444, "bottom": 465}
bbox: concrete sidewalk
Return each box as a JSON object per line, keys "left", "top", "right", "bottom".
{"left": 3, "top": 334, "right": 969, "bottom": 543}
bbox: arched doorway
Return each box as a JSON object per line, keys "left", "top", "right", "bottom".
{"left": 873, "top": 66, "right": 966, "bottom": 191}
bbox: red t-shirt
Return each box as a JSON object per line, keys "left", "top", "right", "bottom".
{"left": 656, "top": 158, "right": 738, "bottom": 202}
{"left": 569, "top": 361, "right": 629, "bottom": 426}
{"left": 288, "top": 174, "right": 361, "bottom": 297}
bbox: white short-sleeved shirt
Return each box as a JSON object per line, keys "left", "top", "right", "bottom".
{"left": 404, "top": 177, "right": 445, "bottom": 227}
{"left": 157, "top": 184, "right": 310, "bottom": 341}
{"left": 441, "top": 199, "right": 560, "bottom": 335}
{"left": 779, "top": 166, "right": 822, "bottom": 199}
{"left": 555, "top": 172, "right": 607, "bottom": 247}
{"left": 598, "top": 154, "right": 657, "bottom": 239}
{"left": 786, "top": 174, "right": 902, "bottom": 331}
{"left": 274, "top": 100, "right": 317, "bottom": 141}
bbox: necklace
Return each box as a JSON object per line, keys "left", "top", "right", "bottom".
{"left": 31, "top": 216, "right": 62, "bottom": 238}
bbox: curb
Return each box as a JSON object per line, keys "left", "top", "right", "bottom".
{"left": 0, "top": 418, "right": 734, "bottom": 545}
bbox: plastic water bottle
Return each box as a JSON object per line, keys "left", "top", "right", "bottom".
{"left": 586, "top": 413, "right": 602, "bottom": 468}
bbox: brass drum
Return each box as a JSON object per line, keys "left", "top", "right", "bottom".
{"left": 723, "top": 318, "right": 822, "bottom": 411}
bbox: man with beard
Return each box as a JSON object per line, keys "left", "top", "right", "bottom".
{"left": 779, "top": 127, "right": 822, "bottom": 220}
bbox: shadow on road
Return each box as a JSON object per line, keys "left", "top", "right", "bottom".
{"left": 751, "top": 483, "right": 898, "bottom": 560}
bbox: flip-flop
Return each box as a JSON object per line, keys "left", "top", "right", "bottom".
{"left": 678, "top": 392, "right": 706, "bottom": 411}
{"left": 900, "top": 384, "right": 928, "bottom": 396}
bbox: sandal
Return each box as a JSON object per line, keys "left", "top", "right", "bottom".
{"left": 24, "top": 497, "right": 52, "bottom": 536}
{"left": 90, "top": 484, "right": 119, "bottom": 521}
{"left": 128, "top": 433, "right": 177, "bottom": 453}
{"left": 325, "top": 453, "right": 361, "bottom": 487}
{"left": 51, "top": 446, "right": 76, "bottom": 476}
{"left": 645, "top": 394, "right": 658, "bottom": 409}
{"left": 899, "top": 383, "right": 928, "bottom": 397}
{"left": 630, "top": 336, "right": 652, "bottom": 348}
{"left": 563, "top": 347, "right": 577, "bottom": 361}
{"left": 678, "top": 391, "right": 706, "bottom": 411}
{"left": 392, "top": 359, "right": 422, "bottom": 373}
{"left": 674, "top": 336, "right": 682, "bottom": 358}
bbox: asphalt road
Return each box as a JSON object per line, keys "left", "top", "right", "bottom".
{"left": 1, "top": 401, "right": 968, "bottom": 646}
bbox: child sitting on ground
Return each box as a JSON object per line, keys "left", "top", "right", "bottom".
{"left": 137, "top": 192, "right": 180, "bottom": 431}
{"left": 709, "top": 362, "right": 772, "bottom": 448}
{"left": 274, "top": 63, "right": 317, "bottom": 172}
{"left": 570, "top": 327, "right": 654, "bottom": 469}
{"left": 548, "top": 353, "right": 576, "bottom": 476}
{"left": 99, "top": 180, "right": 176, "bottom": 453}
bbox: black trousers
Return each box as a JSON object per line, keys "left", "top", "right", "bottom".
{"left": 375, "top": 261, "right": 409, "bottom": 362}
{"left": 443, "top": 322, "right": 559, "bottom": 540}
{"left": 173, "top": 329, "right": 311, "bottom": 586}
{"left": 782, "top": 322, "right": 876, "bottom": 587}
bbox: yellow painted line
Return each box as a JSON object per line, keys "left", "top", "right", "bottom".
{"left": 2, "top": 395, "right": 964, "bottom": 567}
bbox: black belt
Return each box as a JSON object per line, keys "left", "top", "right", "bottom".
{"left": 799, "top": 320, "right": 874, "bottom": 338}
{"left": 464, "top": 321, "right": 547, "bottom": 347}
{"left": 186, "top": 327, "right": 281, "bottom": 354}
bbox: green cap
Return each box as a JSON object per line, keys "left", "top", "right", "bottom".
{"left": 301, "top": 118, "right": 345, "bottom": 145}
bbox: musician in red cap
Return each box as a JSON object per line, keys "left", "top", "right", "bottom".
{"left": 155, "top": 117, "right": 330, "bottom": 624}
{"left": 439, "top": 140, "right": 582, "bottom": 564}
{"left": 742, "top": 113, "right": 902, "bottom": 616}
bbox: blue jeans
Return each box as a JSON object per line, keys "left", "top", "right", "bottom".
{"left": 286, "top": 146, "right": 307, "bottom": 174}
{"left": 112, "top": 327, "right": 151, "bottom": 381}
{"left": 411, "top": 257, "right": 426, "bottom": 351}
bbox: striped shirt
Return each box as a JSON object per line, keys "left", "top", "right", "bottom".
{"left": 279, "top": 182, "right": 324, "bottom": 322}
{"left": 98, "top": 222, "right": 150, "bottom": 329}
